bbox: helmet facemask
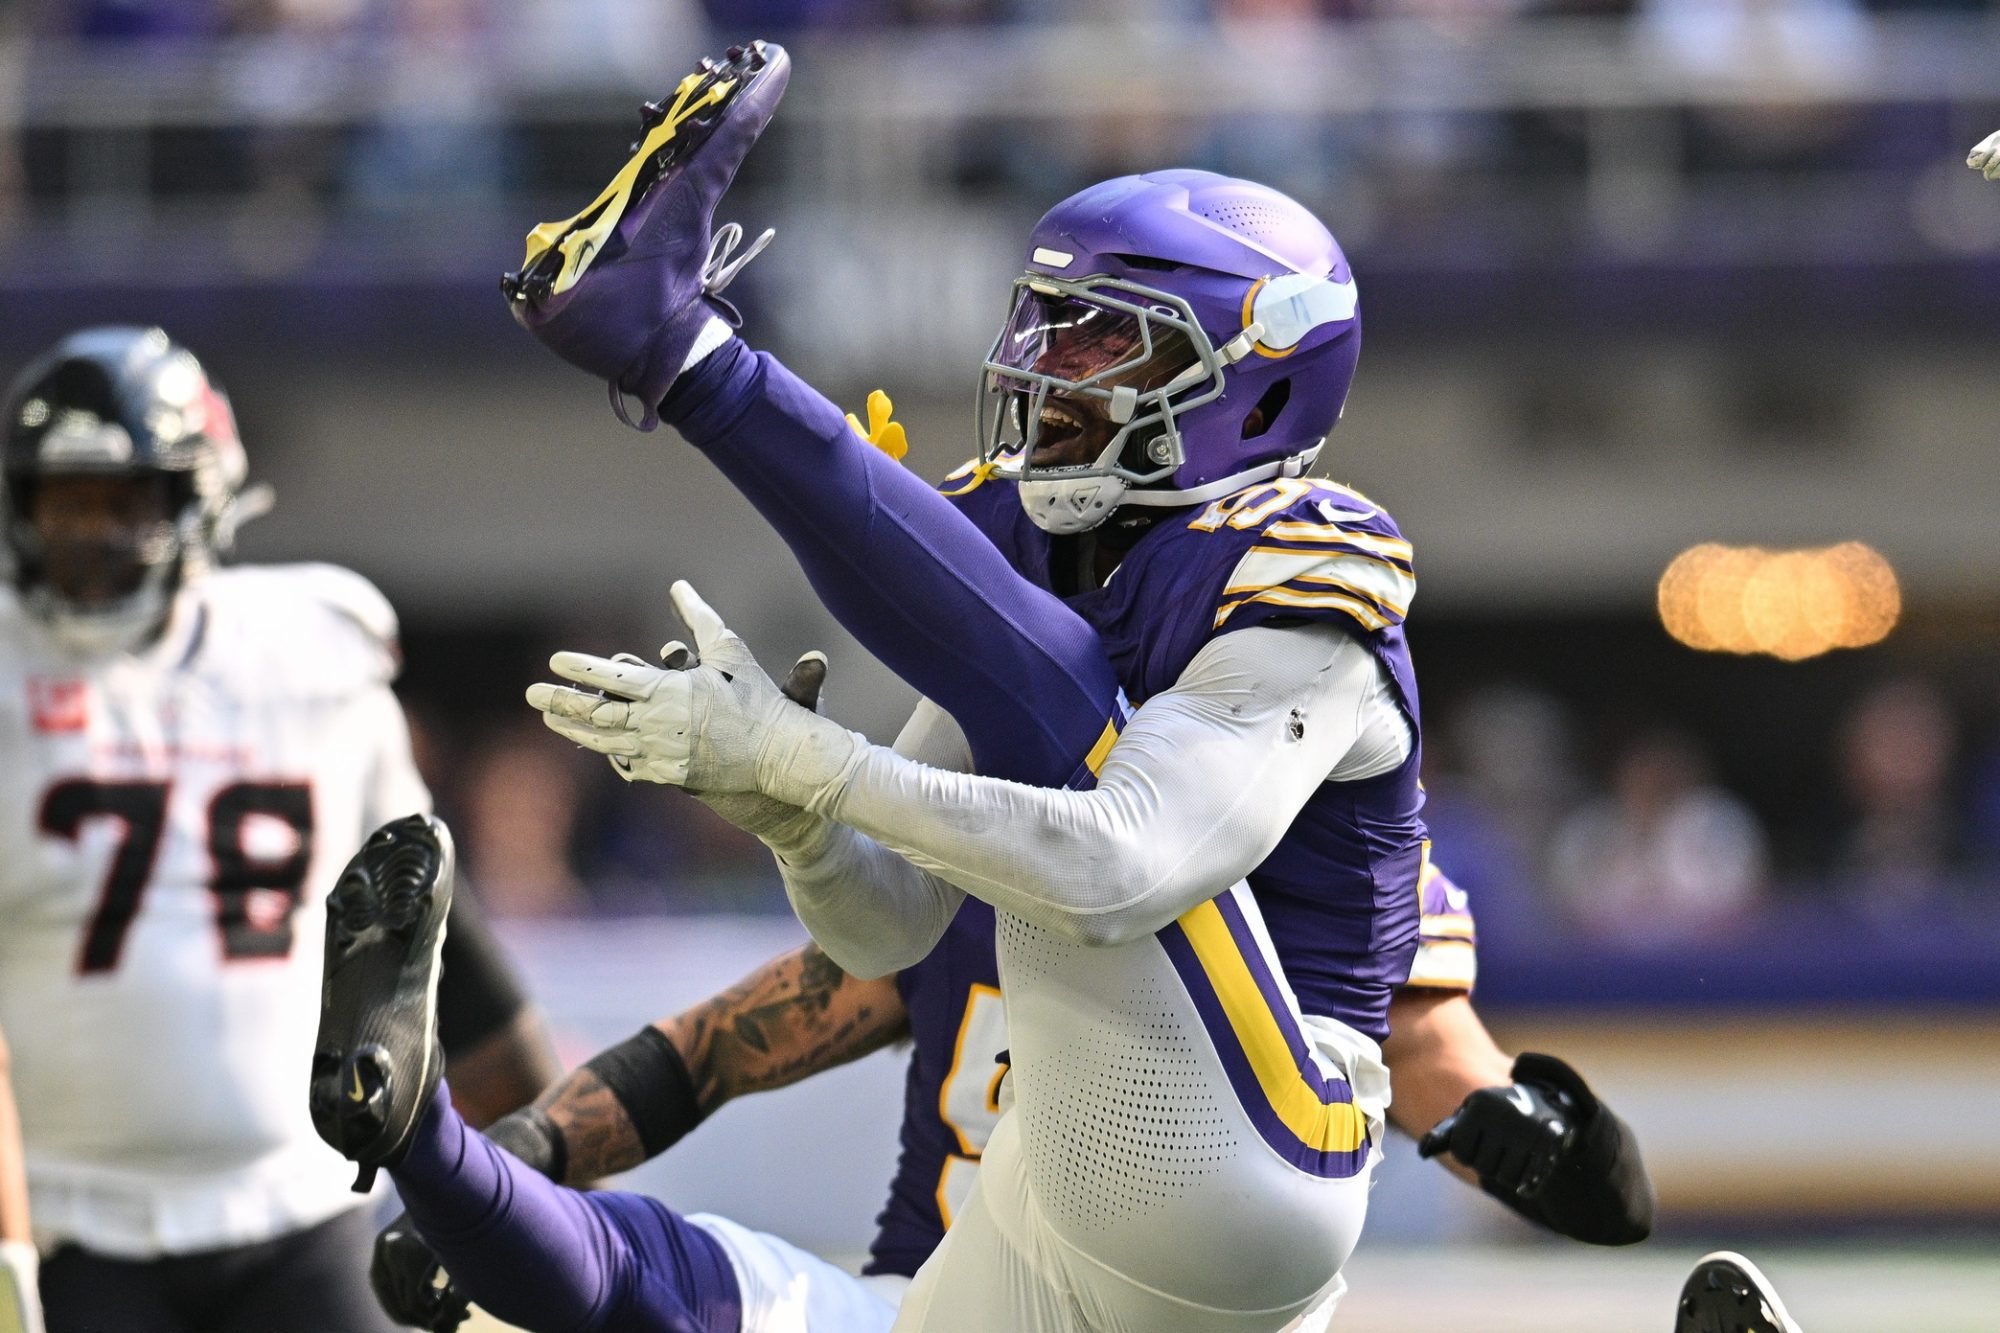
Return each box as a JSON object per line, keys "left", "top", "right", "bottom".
{"left": 7, "top": 470, "right": 193, "bottom": 657}
{"left": 978, "top": 276, "right": 1238, "bottom": 535}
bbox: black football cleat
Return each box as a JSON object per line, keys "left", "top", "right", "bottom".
{"left": 1675, "top": 1251, "right": 1804, "bottom": 1333}
{"left": 309, "top": 814, "right": 455, "bottom": 1193}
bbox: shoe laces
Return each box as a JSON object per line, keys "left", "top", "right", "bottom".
{"left": 701, "top": 221, "right": 775, "bottom": 297}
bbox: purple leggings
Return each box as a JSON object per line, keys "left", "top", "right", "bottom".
{"left": 391, "top": 1083, "right": 740, "bottom": 1333}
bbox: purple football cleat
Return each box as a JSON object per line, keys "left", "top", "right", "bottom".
{"left": 502, "top": 41, "right": 790, "bottom": 429}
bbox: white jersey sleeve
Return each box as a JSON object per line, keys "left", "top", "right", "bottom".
{"left": 776, "top": 698, "right": 968, "bottom": 980}
{"left": 819, "top": 624, "right": 1392, "bottom": 947}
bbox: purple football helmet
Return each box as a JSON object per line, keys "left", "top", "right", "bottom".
{"left": 978, "top": 169, "right": 1361, "bottom": 534}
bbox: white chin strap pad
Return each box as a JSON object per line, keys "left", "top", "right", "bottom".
{"left": 39, "top": 585, "right": 171, "bottom": 659}
{"left": 1019, "top": 475, "right": 1130, "bottom": 535}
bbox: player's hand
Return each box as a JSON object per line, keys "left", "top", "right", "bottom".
{"left": 527, "top": 581, "right": 861, "bottom": 806}
{"left": 1970, "top": 130, "right": 2000, "bottom": 181}
{"left": 1418, "top": 1061, "right": 1575, "bottom": 1200}
{"left": 368, "top": 1213, "right": 471, "bottom": 1333}
{"left": 689, "top": 649, "right": 837, "bottom": 844}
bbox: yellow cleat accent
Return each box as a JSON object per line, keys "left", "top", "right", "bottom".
{"left": 845, "top": 388, "right": 909, "bottom": 462}
{"left": 519, "top": 71, "right": 740, "bottom": 299}
{"left": 348, "top": 1063, "right": 367, "bottom": 1104}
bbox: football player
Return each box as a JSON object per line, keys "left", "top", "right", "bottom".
{"left": 310, "top": 41, "right": 1405, "bottom": 1331}
{"left": 510, "top": 42, "right": 1419, "bottom": 1331}
{"left": 307, "top": 40, "right": 1576, "bottom": 1332}
{"left": 0, "top": 327, "right": 556, "bottom": 1333}
{"left": 358, "top": 851, "right": 1651, "bottom": 1332}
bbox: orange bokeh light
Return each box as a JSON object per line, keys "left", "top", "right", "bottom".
{"left": 1657, "top": 542, "right": 1899, "bottom": 660}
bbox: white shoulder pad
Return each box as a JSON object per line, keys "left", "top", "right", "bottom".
{"left": 200, "top": 563, "right": 402, "bottom": 696}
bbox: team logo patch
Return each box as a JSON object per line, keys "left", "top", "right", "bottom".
{"left": 28, "top": 677, "right": 89, "bottom": 732}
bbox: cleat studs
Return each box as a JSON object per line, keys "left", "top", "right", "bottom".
{"left": 351, "top": 1163, "right": 377, "bottom": 1194}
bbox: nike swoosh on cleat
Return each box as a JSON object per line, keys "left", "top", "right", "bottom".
{"left": 348, "top": 1065, "right": 367, "bottom": 1104}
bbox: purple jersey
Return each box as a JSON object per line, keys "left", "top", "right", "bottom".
{"left": 941, "top": 466, "right": 1427, "bottom": 1038}
{"left": 864, "top": 471, "right": 1430, "bottom": 1276}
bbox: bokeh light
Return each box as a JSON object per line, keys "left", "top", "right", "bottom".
{"left": 1658, "top": 542, "right": 1900, "bottom": 660}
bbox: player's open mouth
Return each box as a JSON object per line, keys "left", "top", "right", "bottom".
{"left": 1031, "top": 398, "right": 1104, "bottom": 468}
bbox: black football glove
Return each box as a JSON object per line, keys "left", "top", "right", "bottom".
{"left": 370, "top": 1212, "right": 471, "bottom": 1332}
{"left": 1419, "top": 1052, "right": 1655, "bottom": 1246}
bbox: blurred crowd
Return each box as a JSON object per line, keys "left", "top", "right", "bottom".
{"left": 1419, "top": 672, "right": 2000, "bottom": 952}
{"left": 4, "top": 0, "right": 1997, "bottom": 270}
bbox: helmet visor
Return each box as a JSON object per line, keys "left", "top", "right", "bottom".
{"left": 990, "top": 288, "right": 1197, "bottom": 397}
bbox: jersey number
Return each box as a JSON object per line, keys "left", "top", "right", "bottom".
{"left": 41, "top": 779, "right": 315, "bottom": 974}
{"left": 1188, "top": 477, "right": 1316, "bottom": 532}
{"left": 935, "top": 984, "right": 1009, "bottom": 1227}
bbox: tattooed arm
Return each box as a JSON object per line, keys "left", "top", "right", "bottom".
{"left": 372, "top": 942, "right": 911, "bottom": 1328}
{"left": 536, "top": 941, "right": 908, "bottom": 1184}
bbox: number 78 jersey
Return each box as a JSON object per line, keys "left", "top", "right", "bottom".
{"left": 0, "top": 564, "right": 431, "bottom": 1258}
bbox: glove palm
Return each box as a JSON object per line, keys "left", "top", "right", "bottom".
{"left": 527, "top": 581, "right": 860, "bottom": 812}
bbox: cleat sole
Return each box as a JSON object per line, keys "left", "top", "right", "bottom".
{"left": 309, "top": 814, "right": 454, "bottom": 1186}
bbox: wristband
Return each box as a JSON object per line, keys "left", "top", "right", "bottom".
{"left": 582, "top": 1026, "right": 707, "bottom": 1159}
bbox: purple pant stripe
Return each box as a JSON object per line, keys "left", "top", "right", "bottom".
{"left": 1211, "top": 891, "right": 1353, "bottom": 1106}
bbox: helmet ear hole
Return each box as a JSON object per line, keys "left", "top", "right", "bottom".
{"left": 1243, "top": 378, "right": 1292, "bottom": 440}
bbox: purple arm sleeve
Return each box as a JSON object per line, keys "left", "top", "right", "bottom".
{"left": 662, "top": 338, "right": 1119, "bottom": 790}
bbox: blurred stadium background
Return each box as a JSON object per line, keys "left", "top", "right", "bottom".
{"left": 6, "top": 0, "right": 2000, "bottom": 1326}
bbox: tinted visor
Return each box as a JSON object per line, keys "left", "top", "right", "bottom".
{"left": 991, "top": 288, "right": 1197, "bottom": 396}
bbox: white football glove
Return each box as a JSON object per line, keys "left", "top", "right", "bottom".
{"left": 0, "top": 1240, "right": 45, "bottom": 1333}
{"left": 1970, "top": 130, "right": 2000, "bottom": 181}
{"left": 526, "top": 581, "right": 864, "bottom": 814}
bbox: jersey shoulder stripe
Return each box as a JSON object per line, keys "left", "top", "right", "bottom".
{"left": 1192, "top": 479, "right": 1415, "bottom": 635}
{"left": 1404, "top": 856, "right": 1478, "bottom": 992}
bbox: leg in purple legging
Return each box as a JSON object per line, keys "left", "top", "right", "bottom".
{"left": 389, "top": 1083, "right": 741, "bottom": 1333}
{"left": 662, "top": 338, "right": 1117, "bottom": 789}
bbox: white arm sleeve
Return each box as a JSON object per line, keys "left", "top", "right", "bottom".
{"left": 820, "top": 624, "right": 1385, "bottom": 947}
{"left": 770, "top": 698, "right": 970, "bottom": 979}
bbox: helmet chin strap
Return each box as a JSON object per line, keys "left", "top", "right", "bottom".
{"left": 1018, "top": 473, "right": 1130, "bottom": 536}
{"left": 36, "top": 584, "right": 173, "bottom": 658}
{"left": 1019, "top": 438, "right": 1325, "bottom": 536}
{"left": 29, "top": 542, "right": 189, "bottom": 660}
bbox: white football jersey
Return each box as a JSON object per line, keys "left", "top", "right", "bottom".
{"left": 0, "top": 563, "right": 432, "bottom": 1258}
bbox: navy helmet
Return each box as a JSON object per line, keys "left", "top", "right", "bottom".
{"left": 3, "top": 327, "right": 258, "bottom": 654}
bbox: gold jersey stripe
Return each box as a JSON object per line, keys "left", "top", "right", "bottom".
{"left": 1175, "top": 899, "right": 1372, "bottom": 1154}
{"left": 1214, "top": 586, "right": 1394, "bottom": 632}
